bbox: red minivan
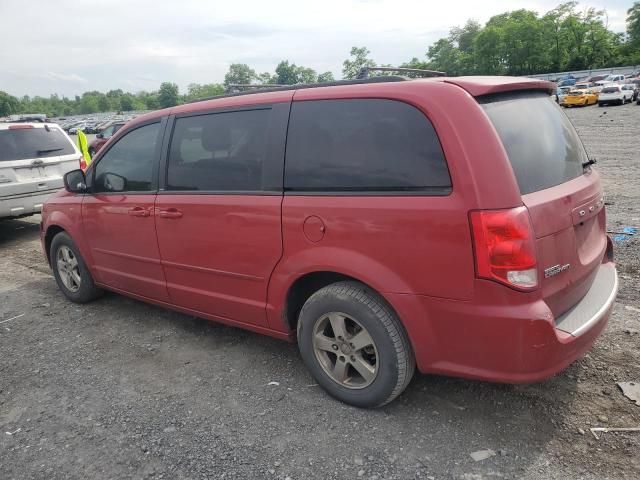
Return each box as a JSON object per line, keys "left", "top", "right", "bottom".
{"left": 41, "top": 76, "right": 618, "bottom": 407}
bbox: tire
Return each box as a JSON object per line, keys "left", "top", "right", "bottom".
{"left": 297, "top": 281, "right": 415, "bottom": 408}
{"left": 598, "top": 102, "right": 604, "bottom": 107}
{"left": 50, "top": 232, "right": 103, "bottom": 303}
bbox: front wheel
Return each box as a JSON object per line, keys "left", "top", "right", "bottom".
{"left": 297, "top": 281, "right": 415, "bottom": 408}
{"left": 51, "top": 232, "right": 103, "bottom": 303}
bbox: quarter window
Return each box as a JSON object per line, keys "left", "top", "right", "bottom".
{"left": 284, "top": 99, "right": 451, "bottom": 192}
{"left": 93, "top": 122, "right": 161, "bottom": 193}
{"left": 166, "top": 109, "right": 270, "bottom": 191}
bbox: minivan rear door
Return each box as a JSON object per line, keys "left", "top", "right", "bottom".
{"left": 155, "top": 100, "right": 291, "bottom": 327}
{"left": 0, "top": 124, "right": 80, "bottom": 198}
{"left": 480, "top": 92, "right": 607, "bottom": 317}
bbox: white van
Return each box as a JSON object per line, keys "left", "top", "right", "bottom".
{"left": 0, "top": 123, "right": 81, "bottom": 219}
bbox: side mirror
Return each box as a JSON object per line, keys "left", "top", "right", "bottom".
{"left": 96, "top": 133, "right": 104, "bottom": 139}
{"left": 64, "top": 169, "right": 87, "bottom": 193}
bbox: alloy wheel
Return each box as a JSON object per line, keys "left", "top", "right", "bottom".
{"left": 312, "top": 312, "right": 379, "bottom": 389}
{"left": 56, "top": 246, "right": 81, "bottom": 292}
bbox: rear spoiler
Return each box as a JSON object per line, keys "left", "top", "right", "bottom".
{"left": 440, "top": 76, "right": 556, "bottom": 97}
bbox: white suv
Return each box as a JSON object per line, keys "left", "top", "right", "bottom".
{"left": 598, "top": 85, "right": 631, "bottom": 106}
{"left": 0, "top": 123, "right": 82, "bottom": 219}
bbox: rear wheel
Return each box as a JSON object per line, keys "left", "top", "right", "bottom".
{"left": 51, "top": 232, "right": 102, "bottom": 303}
{"left": 297, "top": 281, "right": 415, "bottom": 408}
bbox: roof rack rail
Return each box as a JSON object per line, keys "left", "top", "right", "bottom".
{"left": 190, "top": 76, "right": 409, "bottom": 103}
{"left": 356, "top": 66, "right": 447, "bottom": 79}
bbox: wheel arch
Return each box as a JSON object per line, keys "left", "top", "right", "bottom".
{"left": 44, "top": 224, "right": 67, "bottom": 265}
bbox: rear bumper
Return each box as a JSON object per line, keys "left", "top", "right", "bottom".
{"left": 0, "top": 188, "right": 61, "bottom": 218}
{"left": 387, "top": 262, "right": 617, "bottom": 383}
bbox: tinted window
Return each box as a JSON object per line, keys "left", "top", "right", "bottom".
{"left": 481, "top": 92, "right": 586, "bottom": 195}
{"left": 93, "top": 122, "right": 160, "bottom": 192}
{"left": 601, "top": 87, "right": 619, "bottom": 93}
{"left": 167, "top": 109, "right": 269, "bottom": 191}
{"left": 0, "top": 127, "right": 75, "bottom": 162}
{"left": 284, "top": 99, "right": 451, "bottom": 192}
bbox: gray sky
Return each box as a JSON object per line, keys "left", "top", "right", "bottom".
{"left": 0, "top": 0, "right": 632, "bottom": 97}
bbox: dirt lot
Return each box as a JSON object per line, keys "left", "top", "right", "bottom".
{"left": 1, "top": 103, "right": 639, "bottom": 480}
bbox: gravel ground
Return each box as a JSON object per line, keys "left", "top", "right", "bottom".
{"left": 1, "top": 102, "right": 639, "bottom": 480}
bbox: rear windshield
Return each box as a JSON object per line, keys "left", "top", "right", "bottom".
{"left": 0, "top": 127, "right": 75, "bottom": 162}
{"left": 480, "top": 92, "right": 587, "bottom": 195}
{"left": 601, "top": 87, "right": 619, "bottom": 93}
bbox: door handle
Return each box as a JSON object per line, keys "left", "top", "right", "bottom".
{"left": 128, "top": 207, "right": 150, "bottom": 217}
{"left": 158, "top": 208, "right": 183, "bottom": 219}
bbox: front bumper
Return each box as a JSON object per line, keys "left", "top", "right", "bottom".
{"left": 387, "top": 262, "right": 617, "bottom": 383}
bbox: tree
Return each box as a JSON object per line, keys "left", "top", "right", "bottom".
{"left": 158, "top": 82, "right": 179, "bottom": 108}
{"left": 628, "top": 2, "right": 640, "bottom": 47}
{"left": 224, "top": 63, "right": 256, "bottom": 87}
{"left": 0, "top": 91, "right": 20, "bottom": 116}
{"left": 316, "top": 71, "right": 335, "bottom": 83}
{"left": 186, "top": 83, "right": 224, "bottom": 101}
{"left": 342, "top": 46, "right": 376, "bottom": 79}
{"left": 427, "top": 38, "right": 462, "bottom": 75}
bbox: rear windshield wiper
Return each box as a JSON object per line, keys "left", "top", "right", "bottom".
{"left": 582, "top": 158, "right": 597, "bottom": 168}
{"left": 37, "top": 147, "right": 64, "bottom": 155}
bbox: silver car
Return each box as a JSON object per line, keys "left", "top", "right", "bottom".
{"left": 0, "top": 123, "right": 81, "bottom": 219}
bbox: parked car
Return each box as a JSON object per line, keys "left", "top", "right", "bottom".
{"left": 0, "top": 123, "right": 82, "bottom": 219}
{"left": 68, "top": 124, "right": 87, "bottom": 135}
{"left": 598, "top": 85, "right": 632, "bottom": 106}
{"left": 621, "top": 83, "right": 639, "bottom": 102}
{"left": 556, "top": 86, "right": 572, "bottom": 104}
{"left": 88, "top": 121, "right": 126, "bottom": 157}
{"left": 562, "top": 89, "right": 599, "bottom": 107}
{"left": 41, "top": 76, "right": 617, "bottom": 407}
{"left": 595, "top": 74, "right": 625, "bottom": 87}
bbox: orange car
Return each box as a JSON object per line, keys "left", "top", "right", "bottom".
{"left": 561, "top": 89, "right": 598, "bottom": 107}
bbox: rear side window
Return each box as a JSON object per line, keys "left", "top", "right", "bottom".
{"left": 480, "top": 92, "right": 587, "bottom": 195}
{"left": 284, "top": 99, "right": 451, "bottom": 193}
{"left": 0, "top": 127, "right": 75, "bottom": 162}
{"left": 167, "top": 109, "right": 270, "bottom": 191}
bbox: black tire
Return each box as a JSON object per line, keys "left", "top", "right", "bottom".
{"left": 50, "top": 232, "right": 103, "bottom": 303}
{"left": 297, "top": 281, "right": 415, "bottom": 408}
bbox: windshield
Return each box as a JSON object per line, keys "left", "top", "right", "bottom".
{"left": 0, "top": 127, "right": 75, "bottom": 162}
{"left": 480, "top": 92, "right": 587, "bottom": 195}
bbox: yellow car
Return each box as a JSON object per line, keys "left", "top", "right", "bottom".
{"left": 561, "top": 89, "right": 599, "bottom": 107}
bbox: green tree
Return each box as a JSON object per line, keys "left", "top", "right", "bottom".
{"left": 628, "top": 2, "right": 640, "bottom": 46}
{"left": 0, "top": 91, "right": 20, "bottom": 116}
{"left": 316, "top": 71, "right": 335, "bottom": 82}
{"left": 342, "top": 46, "right": 376, "bottom": 79}
{"left": 158, "top": 82, "right": 179, "bottom": 108}
{"left": 186, "top": 83, "right": 224, "bottom": 101}
{"left": 224, "top": 63, "right": 257, "bottom": 87}
{"left": 426, "top": 38, "right": 462, "bottom": 75}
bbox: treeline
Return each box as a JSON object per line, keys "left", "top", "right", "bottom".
{"left": 1, "top": 1, "right": 639, "bottom": 117}
{"left": 402, "top": 1, "right": 640, "bottom": 76}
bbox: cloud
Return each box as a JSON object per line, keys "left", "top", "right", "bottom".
{"left": 0, "top": 0, "right": 633, "bottom": 97}
{"left": 45, "top": 72, "right": 88, "bottom": 83}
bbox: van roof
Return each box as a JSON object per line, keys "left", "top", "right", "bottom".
{"left": 130, "top": 76, "right": 555, "bottom": 126}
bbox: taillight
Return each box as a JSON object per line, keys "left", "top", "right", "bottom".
{"left": 79, "top": 156, "right": 87, "bottom": 171}
{"left": 469, "top": 206, "right": 538, "bottom": 290}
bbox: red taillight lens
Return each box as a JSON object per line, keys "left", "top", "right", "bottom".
{"left": 79, "top": 156, "right": 87, "bottom": 171}
{"left": 470, "top": 207, "right": 538, "bottom": 290}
